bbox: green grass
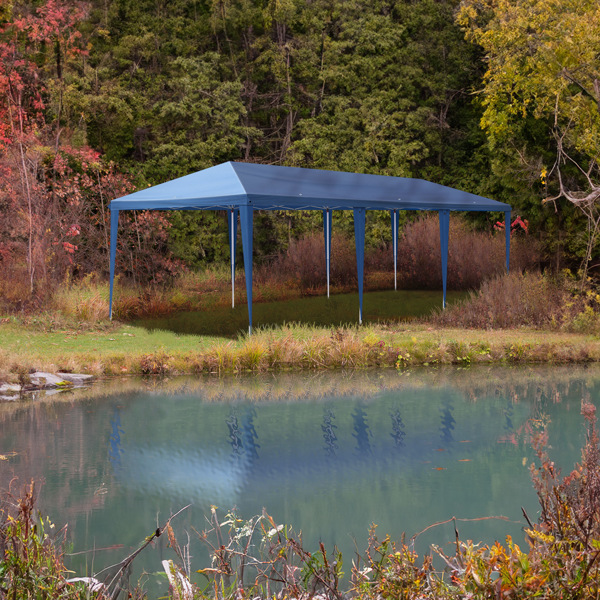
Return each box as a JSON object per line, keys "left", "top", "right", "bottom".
{"left": 1, "top": 322, "right": 222, "bottom": 356}
{"left": 134, "top": 289, "right": 467, "bottom": 337}
{"left": 2, "top": 317, "right": 600, "bottom": 382}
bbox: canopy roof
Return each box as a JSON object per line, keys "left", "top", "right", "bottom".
{"left": 109, "top": 161, "right": 512, "bottom": 213}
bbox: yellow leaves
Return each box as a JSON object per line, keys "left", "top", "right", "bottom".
{"left": 362, "top": 332, "right": 380, "bottom": 346}
{"left": 524, "top": 528, "right": 555, "bottom": 543}
{"left": 457, "top": 0, "right": 600, "bottom": 149}
{"left": 540, "top": 167, "right": 547, "bottom": 185}
{"left": 490, "top": 540, "right": 509, "bottom": 562}
{"left": 455, "top": 4, "right": 478, "bottom": 30}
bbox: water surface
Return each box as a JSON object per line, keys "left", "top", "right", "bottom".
{"left": 0, "top": 366, "right": 596, "bottom": 593}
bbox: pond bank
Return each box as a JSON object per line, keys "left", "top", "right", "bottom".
{"left": 2, "top": 319, "right": 600, "bottom": 385}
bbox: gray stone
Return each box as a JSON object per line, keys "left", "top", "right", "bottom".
{"left": 56, "top": 372, "right": 94, "bottom": 384}
{"left": 0, "top": 384, "right": 21, "bottom": 394}
{"left": 29, "top": 372, "right": 73, "bottom": 388}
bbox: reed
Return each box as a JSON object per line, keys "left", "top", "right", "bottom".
{"left": 2, "top": 317, "right": 600, "bottom": 385}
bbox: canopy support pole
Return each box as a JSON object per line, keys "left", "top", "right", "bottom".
{"left": 227, "top": 208, "right": 238, "bottom": 308}
{"left": 439, "top": 210, "right": 450, "bottom": 309}
{"left": 323, "top": 209, "right": 332, "bottom": 298}
{"left": 354, "top": 208, "right": 366, "bottom": 324}
{"left": 109, "top": 209, "right": 119, "bottom": 320}
{"left": 240, "top": 204, "right": 254, "bottom": 335}
{"left": 505, "top": 210, "right": 511, "bottom": 272}
{"left": 391, "top": 209, "right": 399, "bottom": 291}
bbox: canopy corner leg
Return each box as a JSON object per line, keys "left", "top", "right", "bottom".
{"left": 439, "top": 210, "right": 450, "bottom": 309}
{"left": 354, "top": 208, "right": 366, "bottom": 324}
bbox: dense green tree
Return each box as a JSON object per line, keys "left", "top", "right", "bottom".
{"left": 78, "top": 0, "right": 500, "bottom": 251}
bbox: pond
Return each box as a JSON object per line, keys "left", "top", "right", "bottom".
{"left": 0, "top": 365, "right": 597, "bottom": 595}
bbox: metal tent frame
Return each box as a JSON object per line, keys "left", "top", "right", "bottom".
{"left": 109, "top": 161, "right": 512, "bottom": 332}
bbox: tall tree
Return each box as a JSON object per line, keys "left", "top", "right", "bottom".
{"left": 458, "top": 0, "right": 600, "bottom": 281}
{"left": 0, "top": 0, "right": 179, "bottom": 302}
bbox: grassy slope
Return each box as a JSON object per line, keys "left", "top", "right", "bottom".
{"left": 2, "top": 281, "right": 598, "bottom": 381}
{"left": 2, "top": 316, "right": 599, "bottom": 381}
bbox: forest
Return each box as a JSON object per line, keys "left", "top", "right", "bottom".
{"left": 1, "top": 0, "right": 599, "bottom": 309}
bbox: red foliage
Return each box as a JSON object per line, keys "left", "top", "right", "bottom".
{"left": 0, "top": 1, "right": 180, "bottom": 307}
{"left": 494, "top": 215, "right": 529, "bottom": 235}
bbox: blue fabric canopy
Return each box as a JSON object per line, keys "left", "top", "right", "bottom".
{"left": 109, "top": 161, "right": 512, "bottom": 331}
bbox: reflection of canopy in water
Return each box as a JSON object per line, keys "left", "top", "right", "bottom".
{"left": 109, "top": 394, "right": 527, "bottom": 505}
{"left": 114, "top": 447, "right": 251, "bottom": 506}
{"left": 108, "top": 162, "right": 512, "bottom": 331}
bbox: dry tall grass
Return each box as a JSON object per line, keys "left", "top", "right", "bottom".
{"left": 266, "top": 214, "right": 540, "bottom": 294}
{"left": 431, "top": 271, "right": 576, "bottom": 330}
{"left": 370, "top": 215, "right": 540, "bottom": 290}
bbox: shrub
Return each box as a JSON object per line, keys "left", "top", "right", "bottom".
{"left": 430, "top": 271, "right": 568, "bottom": 329}
{"left": 258, "top": 214, "right": 540, "bottom": 297}
{"left": 0, "top": 262, "right": 37, "bottom": 313}
{"left": 0, "top": 482, "right": 89, "bottom": 599}
{"left": 353, "top": 402, "right": 600, "bottom": 600}
{"left": 52, "top": 272, "right": 109, "bottom": 322}
{"left": 263, "top": 232, "right": 358, "bottom": 292}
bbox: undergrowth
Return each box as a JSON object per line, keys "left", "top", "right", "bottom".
{"left": 431, "top": 270, "right": 600, "bottom": 333}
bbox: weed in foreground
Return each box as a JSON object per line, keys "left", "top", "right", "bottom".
{"left": 0, "top": 482, "right": 89, "bottom": 599}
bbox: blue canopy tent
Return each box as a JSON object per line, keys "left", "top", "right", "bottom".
{"left": 109, "top": 162, "right": 512, "bottom": 332}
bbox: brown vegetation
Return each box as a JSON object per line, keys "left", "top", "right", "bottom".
{"left": 264, "top": 214, "right": 540, "bottom": 294}
{"left": 431, "top": 270, "right": 600, "bottom": 333}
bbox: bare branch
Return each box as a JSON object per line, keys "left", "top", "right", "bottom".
{"left": 93, "top": 504, "right": 191, "bottom": 597}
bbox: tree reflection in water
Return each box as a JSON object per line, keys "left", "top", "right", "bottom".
{"left": 390, "top": 407, "right": 406, "bottom": 449}
{"left": 108, "top": 407, "right": 124, "bottom": 471}
{"left": 226, "top": 410, "right": 244, "bottom": 458}
{"left": 242, "top": 408, "right": 260, "bottom": 461}
{"left": 439, "top": 395, "right": 455, "bottom": 446}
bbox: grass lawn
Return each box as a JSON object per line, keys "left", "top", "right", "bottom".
{"left": 133, "top": 289, "right": 468, "bottom": 336}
